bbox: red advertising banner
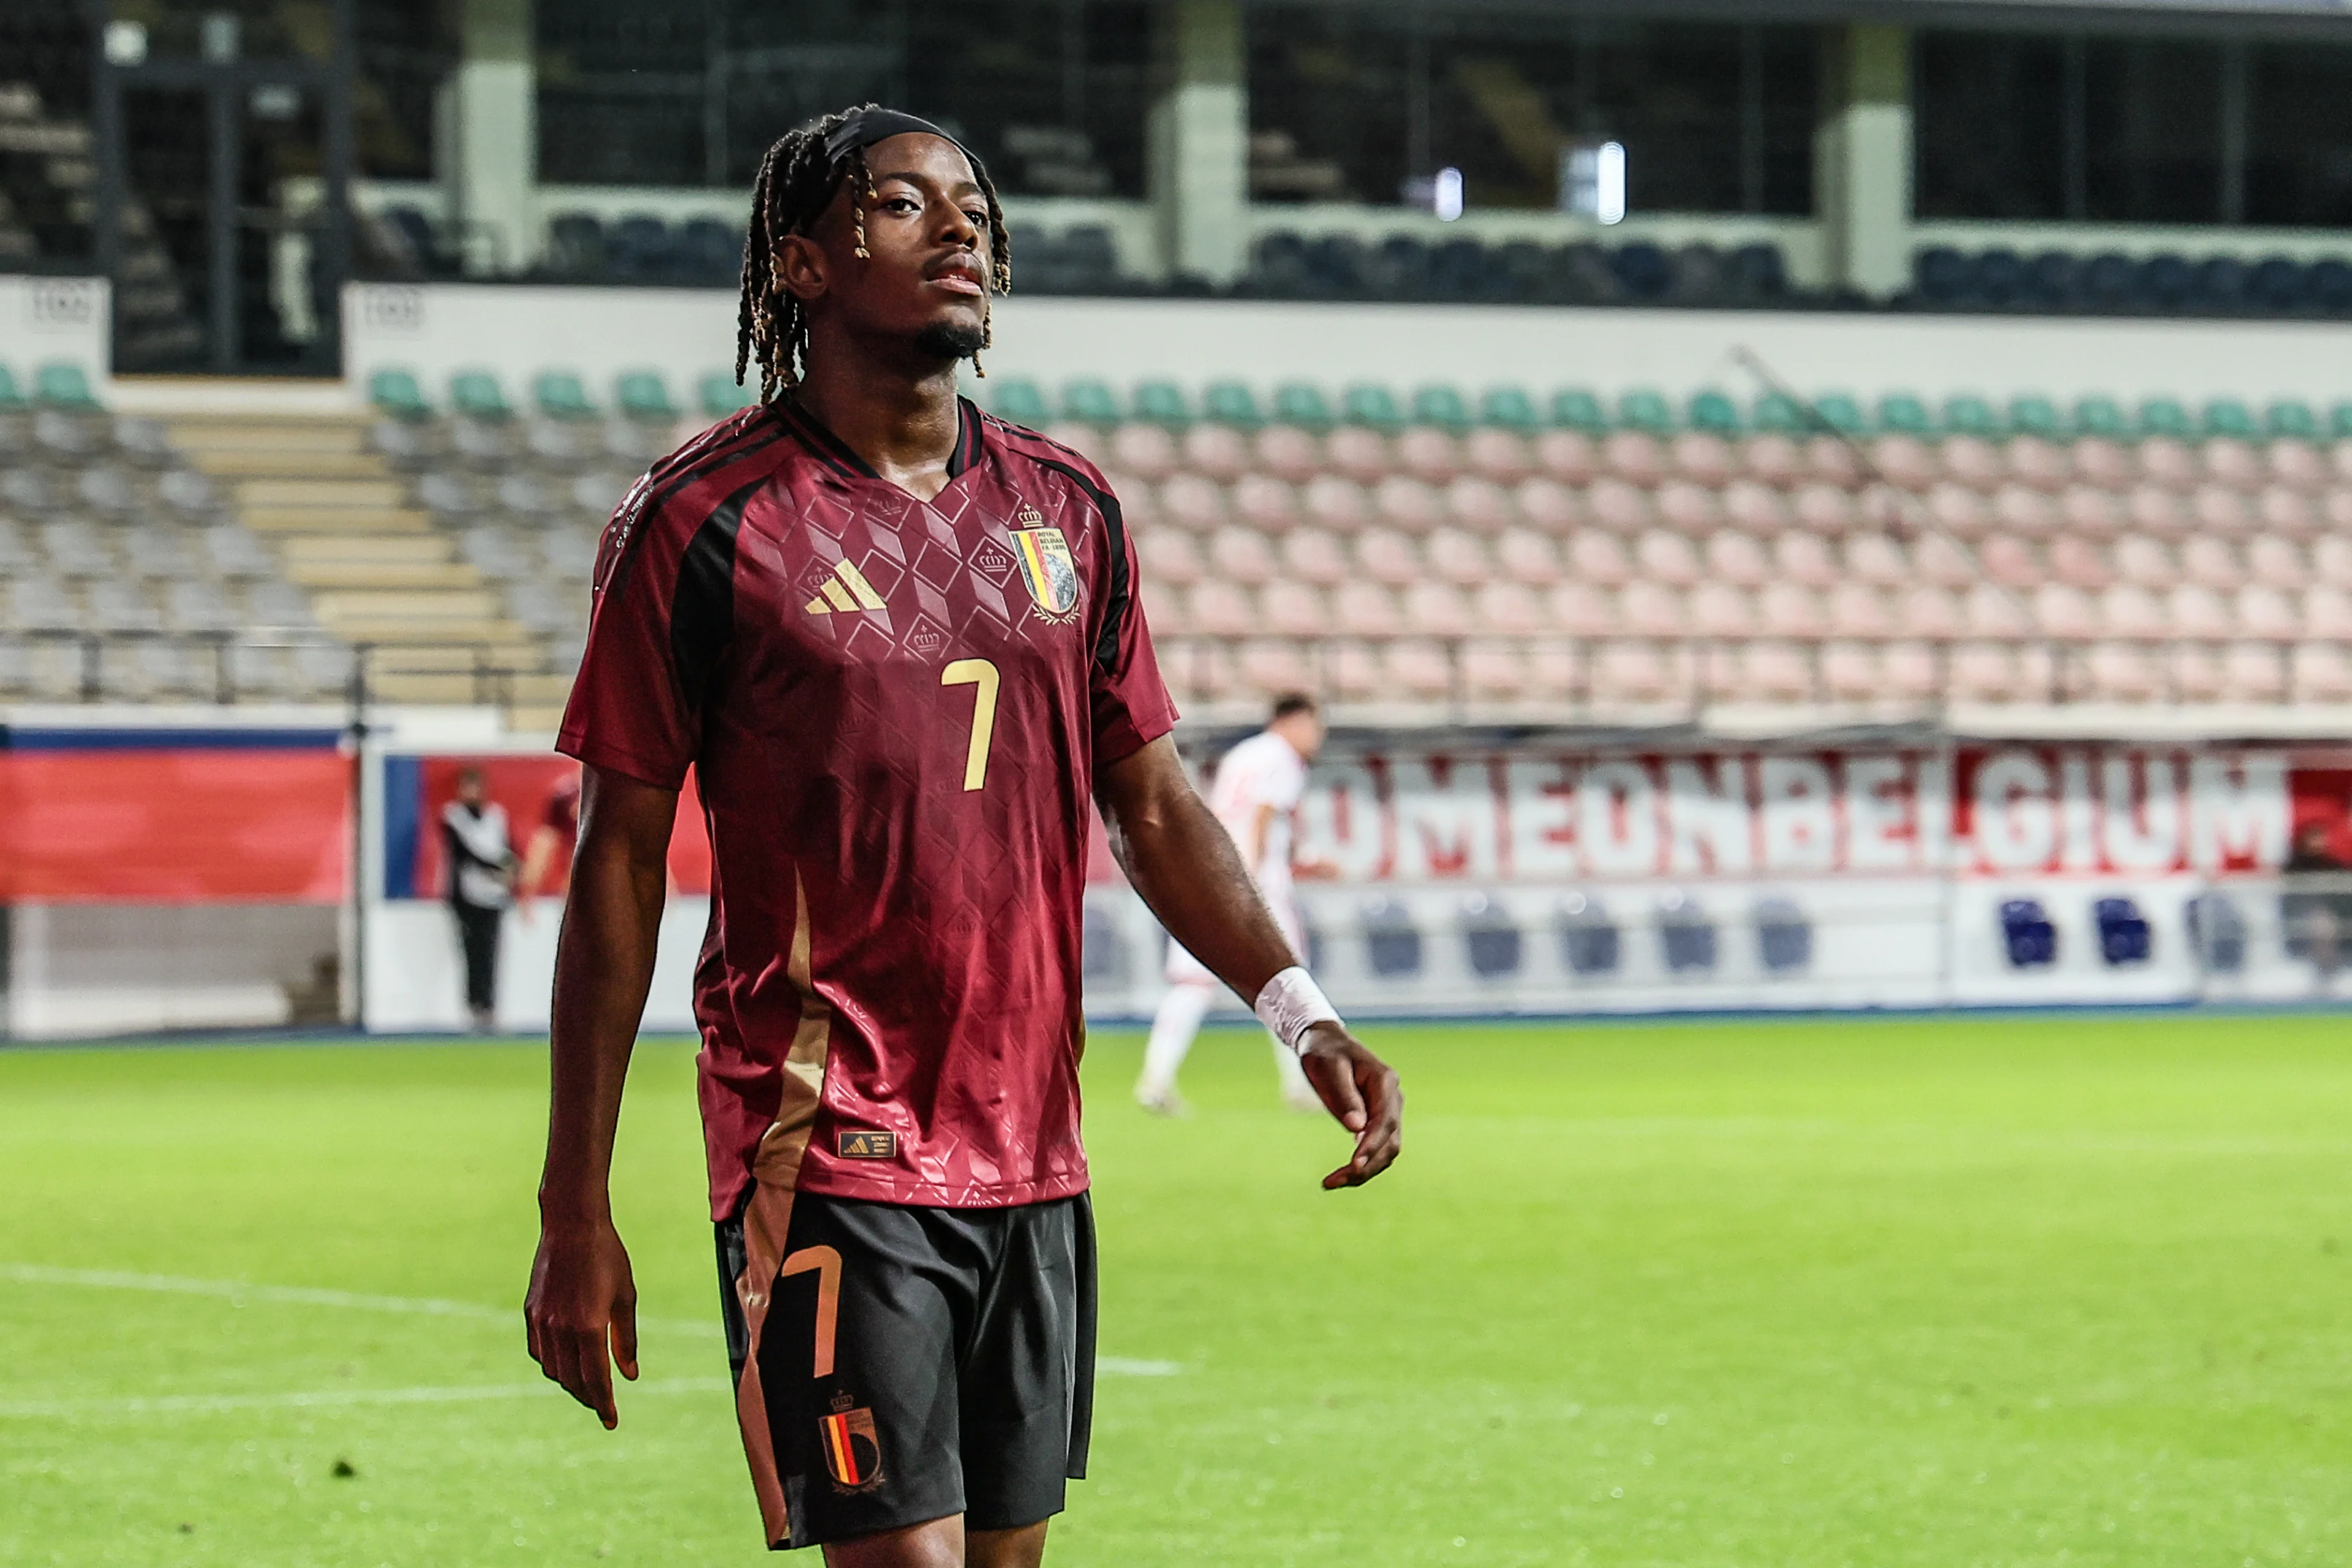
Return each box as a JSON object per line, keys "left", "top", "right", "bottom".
{"left": 406, "top": 756, "right": 711, "bottom": 899}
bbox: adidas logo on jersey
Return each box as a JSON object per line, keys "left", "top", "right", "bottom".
{"left": 803, "top": 560, "right": 888, "bottom": 615}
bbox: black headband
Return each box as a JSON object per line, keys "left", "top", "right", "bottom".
{"left": 822, "top": 107, "right": 976, "bottom": 171}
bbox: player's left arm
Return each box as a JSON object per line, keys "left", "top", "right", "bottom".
{"left": 1096, "top": 736, "right": 1401, "bottom": 1187}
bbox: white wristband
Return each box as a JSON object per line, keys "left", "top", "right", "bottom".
{"left": 1253, "top": 966, "right": 1341, "bottom": 1057}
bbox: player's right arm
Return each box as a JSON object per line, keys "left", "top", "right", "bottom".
{"left": 524, "top": 763, "right": 676, "bottom": 1429}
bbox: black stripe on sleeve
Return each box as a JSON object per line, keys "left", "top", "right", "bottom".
{"left": 668, "top": 475, "right": 766, "bottom": 715}
{"left": 1017, "top": 454, "right": 1132, "bottom": 679}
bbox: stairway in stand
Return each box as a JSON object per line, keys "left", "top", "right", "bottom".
{"left": 165, "top": 413, "right": 573, "bottom": 730}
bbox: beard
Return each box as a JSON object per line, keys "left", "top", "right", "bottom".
{"left": 913, "top": 317, "right": 987, "bottom": 361}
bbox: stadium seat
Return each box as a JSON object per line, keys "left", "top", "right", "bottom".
{"left": 2203, "top": 399, "right": 2258, "bottom": 440}
{"left": 1395, "top": 426, "right": 1458, "bottom": 485}
{"left": 1611, "top": 241, "right": 1672, "bottom": 300}
{"left": 1111, "top": 423, "right": 1179, "bottom": 481}
{"left": 988, "top": 378, "right": 1052, "bottom": 425}
{"left": 1133, "top": 380, "right": 1190, "bottom": 426}
{"left": 1617, "top": 390, "right": 1675, "bottom": 434}
{"left": 1656, "top": 891, "right": 1716, "bottom": 972}
{"left": 1754, "top": 896, "right": 1811, "bottom": 973}
{"left": 1254, "top": 425, "right": 1321, "bottom": 484}
{"left": 2250, "top": 255, "right": 2307, "bottom": 313}
{"left": 2009, "top": 395, "right": 2065, "bottom": 439}
{"left": 2185, "top": 892, "right": 2248, "bottom": 972}
{"left": 369, "top": 368, "right": 431, "bottom": 420}
{"left": 1602, "top": 431, "right": 1664, "bottom": 488}
{"left": 2072, "top": 396, "right": 2129, "bottom": 439}
{"left": 1480, "top": 386, "right": 1540, "bottom": 432}
{"left": 34, "top": 363, "right": 98, "bottom": 409}
{"left": 1460, "top": 893, "right": 1521, "bottom": 978}
{"left": 1061, "top": 380, "right": 1120, "bottom": 424}
{"left": 1550, "top": 388, "right": 1607, "bottom": 432}
{"left": 1361, "top": 897, "right": 1423, "bottom": 977}
{"left": 1325, "top": 425, "right": 1390, "bottom": 484}
{"left": 533, "top": 371, "right": 597, "bottom": 421}
{"left": 1273, "top": 382, "right": 1335, "bottom": 430}
{"left": 450, "top": 369, "right": 513, "bottom": 421}
{"left": 699, "top": 372, "right": 755, "bottom": 418}
{"left": 1877, "top": 393, "right": 1932, "bottom": 435}
{"left": 2314, "top": 259, "right": 2352, "bottom": 312}
{"left": 1686, "top": 389, "right": 1740, "bottom": 435}
{"left": 2193, "top": 255, "right": 2251, "bottom": 313}
{"left": 1999, "top": 899, "right": 2058, "bottom": 968}
{"left": 614, "top": 370, "right": 679, "bottom": 421}
{"left": 2265, "top": 399, "right": 2320, "bottom": 442}
{"left": 1943, "top": 395, "right": 2003, "bottom": 437}
{"left": 1202, "top": 380, "right": 1261, "bottom": 429}
{"left": 1186, "top": 424, "right": 1253, "bottom": 484}
{"left": 2136, "top": 253, "right": 2194, "bottom": 311}
{"left": 1410, "top": 385, "right": 1472, "bottom": 433}
{"left": 2137, "top": 398, "right": 2193, "bottom": 439}
{"left": 2093, "top": 896, "right": 2152, "bottom": 966}
{"left": 608, "top": 214, "right": 677, "bottom": 284}
{"left": 1343, "top": 383, "right": 1404, "bottom": 431}
{"left": 1556, "top": 892, "right": 1620, "bottom": 975}
{"left": 677, "top": 217, "right": 742, "bottom": 286}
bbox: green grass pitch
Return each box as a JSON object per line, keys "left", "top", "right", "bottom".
{"left": 4, "top": 1014, "right": 2350, "bottom": 1566}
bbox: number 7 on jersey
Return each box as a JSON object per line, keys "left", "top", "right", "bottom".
{"left": 941, "top": 658, "right": 999, "bottom": 791}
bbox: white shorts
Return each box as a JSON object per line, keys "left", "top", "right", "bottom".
{"left": 1166, "top": 890, "right": 1304, "bottom": 987}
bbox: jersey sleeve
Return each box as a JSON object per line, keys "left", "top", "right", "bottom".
{"left": 555, "top": 480, "right": 709, "bottom": 790}
{"left": 1079, "top": 469, "right": 1179, "bottom": 764}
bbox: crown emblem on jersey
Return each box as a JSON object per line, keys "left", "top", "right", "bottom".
{"left": 1010, "top": 526, "right": 1080, "bottom": 621}
{"left": 1016, "top": 503, "right": 1046, "bottom": 527}
{"left": 803, "top": 559, "right": 888, "bottom": 616}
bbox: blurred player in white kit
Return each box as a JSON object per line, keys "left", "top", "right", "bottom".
{"left": 1137, "top": 693, "right": 1333, "bottom": 1115}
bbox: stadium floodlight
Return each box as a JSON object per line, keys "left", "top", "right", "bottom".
{"left": 1559, "top": 140, "right": 1627, "bottom": 226}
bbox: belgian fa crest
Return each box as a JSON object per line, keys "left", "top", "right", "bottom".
{"left": 1009, "top": 505, "right": 1080, "bottom": 623}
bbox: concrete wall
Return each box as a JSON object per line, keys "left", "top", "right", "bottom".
{"left": 0, "top": 274, "right": 108, "bottom": 390}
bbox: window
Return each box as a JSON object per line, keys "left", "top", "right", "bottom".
{"left": 1915, "top": 32, "right": 2068, "bottom": 220}
{"left": 2246, "top": 41, "right": 2352, "bottom": 227}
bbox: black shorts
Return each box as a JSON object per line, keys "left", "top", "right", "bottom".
{"left": 717, "top": 1190, "right": 1096, "bottom": 1551}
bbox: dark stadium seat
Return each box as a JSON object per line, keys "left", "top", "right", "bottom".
{"left": 2092, "top": 896, "right": 2152, "bottom": 966}
{"left": 1657, "top": 890, "right": 1717, "bottom": 973}
{"left": 2022, "top": 249, "right": 2078, "bottom": 309}
{"left": 1491, "top": 239, "right": 1553, "bottom": 304}
{"left": 1251, "top": 230, "right": 1313, "bottom": 298}
{"left": 1611, "top": 241, "right": 1673, "bottom": 300}
{"left": 1915, "top": 246, "right": 1972, "bottom": 306}
{"left": 2192, "top": 255, "right": 2252, "bottom": 314}
{"left": 1427, "top": 237, "right": 1489, "bottom": 303}
{"left": 1999, "top": 899, "right": 2057, "bottom": 968}
{"left": 2135, "top": 253, "right": 2194, "bottom": 312}
{"left": 1556, "top": 892, "right": 1620, "bottom": 976}
{"left": 1460, "top": 892, "right": 1522, "bottom": 979}
{"left": 1361, "top": 895, "right": 1423, "bottom": 978}
{"left": 2249, "top": 255, "right": 2307, "bottom": 314}
{"left": 2312, "top": 258, "right": 2352, "bottom": 313}
{"left": 1558, "top": 241, "right": 1624, "bottom": 303}
{"left": 608, "top": 214, "right": 675, "bottom": 285}
{"left": 1975, "top": 247, "right": 2025, "bottom": 307}
{"left": 1062, "top": 225, "right": 1121, "bottom": 290}
{"left": 380, "top": 205, "right": 451, "bottom": 277}
{"left": 1367, "top": 235, "right": 1431, "bottom": 300}
{"left": 2185, "top": 891, "right": 2247, "bottom": 973}
{"left": 544, "top": 212, "right": 608, "bottom": 281}
{"left": 1725, "top": 243, "right": 1788, "bottom": 303}
{"left": 2079, "top": 251, "right": 2136, "bottom": 310}
{"left": 1305, "top": 234, "right": 1368, "bottom": 297}
{"left": 1665, "top": 243, "right": 1726, "bottom": 305}
{"left": 677, "top": 217, "right": 742, "bottom": 287}
{"left": 1754, "top": 896, "right": 1811, "bottom": 973}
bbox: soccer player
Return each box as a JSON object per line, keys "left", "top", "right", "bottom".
{"left": 1136, "top": 693, "right": 1333, "bottom": 1116}
{"left": 522, "top": 105, "right": 1401, "bottom": 1568}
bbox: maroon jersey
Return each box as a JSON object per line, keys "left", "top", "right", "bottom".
{"left": 558, "top": 398, "right": 1175, "bottom": 1218}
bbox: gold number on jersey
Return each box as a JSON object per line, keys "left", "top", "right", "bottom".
{"left": 941, "top": 658, "right": 1000, "bottom": 792}
{"left": 780, "top": 1245, "right": 842, "bottom": 1376}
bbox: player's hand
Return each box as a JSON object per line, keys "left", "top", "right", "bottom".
{"left": 1297, "top": 1022, "right": 1401, "bottom": 1189}
{"left": 524, "top": 1212, "right": 639, "bottom": 1429}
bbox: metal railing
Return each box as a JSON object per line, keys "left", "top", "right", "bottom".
{"left": 0, "top": 629, "right": 573, "bottom": 713}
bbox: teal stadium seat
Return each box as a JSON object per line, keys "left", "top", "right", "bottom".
{"left": 1810, "top": 393, "right": 1866, "bottom": 434}
{"left": 1060, "top": 380, "right": 1120, "bottom": 424}
{"left": 2073, "top": 396, "right": 2129, "bottom": 439}
{"left": 987, "top": 378, "right": 1052, "bottom": 426}
{"left": 2009, "top": 396, "right": 2065, "bottom": 439}
{"left": 1751, "top": 392, "right": 1804, "bottom": 434}
{"left": 699, "top": 372, "right": 756, "bottom": 418}
{"left": 1616, "top": 390, "right": 1673, "bottom": 433}
{"left": 0, "top": 363, "right": 25, "bottom": 410}
{"left": 1550, "top": 388, "right": 1607, "bottom": 432}
{"left": 2332, "top": 402, "right": 2352, "bottom": 440}
{"left": 1342, "top": 383, "right": 1404, "bottom": 431}
{"left": 1202, "top": 381, "right": 1261, "bottom": 429}
{"left": 1272, "top": 382, "right": 1333, "bottom": 430}
{"left": 615, "top": 370, "right": 679, "bottom": 421}
{"left": 34, "top": 362, "right": 98, "bottom": 409}
{"left": 369, "top": 368, "right": 431, "bottom": 420}
{"left": 2136, "top": 399, "right": 2193, "bottom": 439}
{"left": 2201, "top": 399, "right": 2257, "bottom": 439}
{"left": 450, "top": 369, "right": 513, "bottom": 421}
{"left": 534, "top": 371, "right": 597, "bottom": 420}
{"left": 1942, "top": 394, "right": 2002, "bottom": 437}
{"left": 1132, "top": 380, "right": 1190, "bottom": 426}
{"left": 1877, "top": 394, "right": 1933, "bottom": 435}
{"left": 1686, "top": 389, "right": 1740, "bottom": 434}
{"left": 1480, "top": 386, "right": 1540, "bottom": 432}
{"left": 2266, "top": 400, "right": 2320, "bottom": 441}
{"left": 1411, "top": 385, "right": 1472, "bottom": 432}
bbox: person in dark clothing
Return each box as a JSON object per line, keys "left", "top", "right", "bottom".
{"left": 442, "top": 766, "right": 518, "bottom": 1031}
{"left": 2282, "top": 819, "right": 2352, "bottom": 987}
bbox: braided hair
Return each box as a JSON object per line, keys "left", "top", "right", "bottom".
{"left": 734, "top": 104, "right": 1012, "bottom": 403}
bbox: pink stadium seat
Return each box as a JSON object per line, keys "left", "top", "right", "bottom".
{"left": 1722, "top": 479, "right": 1790, "bottom": 533}
{"left": 1979, "top": 533, "right": 2041, "bottom": 589}
{"left": 1635, "top": 528, "right": 1702, "bottom": 587}
{"left": 2201, "top": 437, "right": 2263, "bottom": 491}
{"left": 1739, "top": 433, "right": 1801, "bottom": 488}
{"left": 1302, "top": 474, "right": 1371, "bottom": 533}
{"left": 2328, "top": 489, "right": 2352, "bottom": 531}
{"left": 1139, "top": 584, "right": 1188, "bottom": 635}
{"left": 1524, "top": 641, "right": 1579, "bottom": 699}
{"left": 2268, "top": 440, "right": 2325, "bottom": 492}
{"left": 1948, "top": 643, "right": 2018, "bottom": 701}
{"left": 1182, "top": 423, "right": 1251, "bottom": 483}
{"left": 1354, "top": 527, "right": 1423, "bottom": 588}
{"left": 1395, "top": 426, "right": 1460, "bottom": 486}
{"left": 1166, "top": 639, "right": 1237, "bottom": 702}
{"left": 2112, "top": 535, "right": 2179, "bottom": 589}
{"left": 2086, "top": 644, "right": 2162, "bottom": 703}
{"left": 1619, "top": 581, "right": 1688, "bottom": 636}
{"left": 1159, "top": 472, "right": 1227, "bottom": 532}
{"left": 1464, "top": 428, "right": 1534, "bottom": 486}
{"left": 2032, "top": 584, "right": 2098, "bottom": 641}
{"left": 1843, "top": 530, "right": 1909, "bottom": 586}
{"left": 1880, "top": 641, "right": 1940, "bottom": 698}
{"left": 2237, "top": 586, "right": 2301, "bottom": 639}
{"left": 1139, "top": 527, "right": 1205, "bottom": 587}
{"left": 2048, "top": 535, "right": 2110, "bottom": 590}
{"left": 1567, "top": 529, "right": 1634, "bottom": 587}
{"left": 1822, "top": 641, "right": 1882, "bottom": 701}
{"left": 1926, "top": 481, "right": 1991, "bottom": 535}
{"left": 1384, "top": 639, "right": 1455, "bottom": 699}
{"left": 2180, "top": 536, "right": 2245, "bottom": 590}
{"left": 1898, "top": 585, "right": 1964, "bottom": 638}
{"left": 1232, "top": 472, "right": 1301, "bottom": 533}
{"left": 1791, "top": 483, "right": 1856, "bottom": 533}
{"left": 1602, "top": 431, "right": 1665, "bottom": 487}
{"left": 1444, "top": 476, "right": 1515, "bottom": 537}
{"left": 1461, "top": 640, "right": 1528, "bottom": 700}
{"left": 1513, "top": 477, "right": 1581, "bottom": 534}
{"left": 2170, "top": 644, "right": 2226, "bottom": 702}
{"left": 1254, "top": 425, "right": 1322, "bottom": 485}
{"left": 2125, "top": 484, "right": 2187, "bottom": 537}
{"left": 2258, "top": 486, "right": 2315, "bottom": 536}
{"left": 1939, "top": 435, "right": 2003, "bottom": 490}
{"left": 1687, "top": 581, "right": 1757, "bottom": 636}
{"left": 1186, "top": 580, "right": 1256, "bottom": 637}
{"left": 1736, "top": 641, "right": 1815, "bottom": 703}
{"left": 1403, "top": 581, "right": 1474, "bottom": 637}
{"left": 1472, "top": 581, "right": 1546, "bottom": 634}
{"left": 2060, "top": 485, "right": 2121, "bottom": 538}
{"left": 2168, "top": 586, "right": 2234, "bottom": 639}
{"left": 2225, "top": 642, "right": 2289, "bottom": 702}
{"left": 1963, "top": 582, "right": 2032, "bottom": 638}
{"left": 1547, "top": 581, "right": 1617, "bottom": 636}
{"left": 1331, "top": 581, "right": 1399, "bottom": 636}
{"left": 1773, "top": 530, "right": 1839, "bottom": 589}
{"left": 2293, "top": 643, "right": 2352, "bottom": 702}
{"left": 1828, "top": 582, "right": 1893, "bottom": 638}
{"left": 1102, "top": 472, "right": 1155, "bottom": 527}
{"left": 2192, "top": 484, "right": 2253, "bottom": 535}
{"left": 2317, "top": 537, "right": 2352, "bottom": 591}
{"left": 1237, "top": 638, "right": 1314, "bottom": 697}
{"left": 1374, "top": 475, "right": 1445, "bottom": 535}
{"left": 1259, "top": 581, "right": 1332, "bottom": 637}
{"left": 2136, "top": 437, "right": 2198, "bottom": 489}
{"left": 2304, "top": 584, "right": 2352, "bottom": 636}
{"left": 1705, "top": 528, "right": 1772, "bottom": 587}
{"left": 1044, "top": 421, "right": 1107, "bottom": 465}
{"left": 1592, "top": 641, "right": 1681, "bottom": 703}
{"left": 2247, "top": 535, "right": 2307, "bottom": 590}
{"left": 1425, "top": 526, "right": 1492, "bottom": 586}
{"left": 1869, "top": 435, "right": 1936, "bottom": 492}
{"left": 1670, "top": 432, "right": 1734, "bottom": 488}
{"left": 1654, "top": 480, "right": 1722, "bottom": 534}
{"left": 1914, "top": 532, "right": 1980, "bottom": 589}
{"left": 1327, "top": 641, "right": 1383, "bottom": 702}
{"left": 1279, "top": 527, "right": 1349, "bottom": 587}
{"left": 1586, "top": 478, "right": 1651, "bottom": 535}
{"left": 1111, "top": 423, "right": 1179, "bottom": 481}
{"left": 1757, "top": 581, "right": 1826, "bottom": 638}
{"left": 2099, "top": 585, "right": 2166, "bottom": 640}
{"left": 1992, "top": 483, "right": 2056, "bottom": 535}
{"left": 1805, "top": 435, "right": 1862, "bottom": 487}
{"left": 2332, "top": 439, "right": 2352, "bottom": 482}
{"left": 2070, "top": 437, "right": 2132, "bottom": 488}
{"left": 1325, "top": 426, "right": 1392, "bottom": 484}
{"left": 1532, "top": 429, "right": 1598, "bottom": 484}
{"left": 1697, "top": 643, "right": 1746, "bottom": 706}
{"left": 2007, "top": 436, "right": 2070, "bottom": 492}
{"left": 1494, "top": 527, "right": 1565, "bottom": 586}
{"left": 1207, "top": 525, "right": 1278, "bottom": 586}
